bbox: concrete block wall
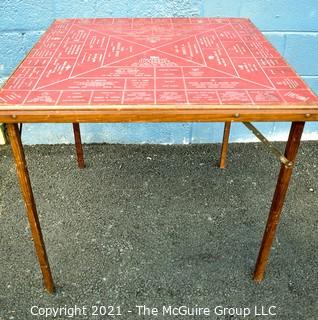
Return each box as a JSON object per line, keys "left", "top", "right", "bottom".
{"left": 0, "top": 0, "right": 317, "bottom": 144}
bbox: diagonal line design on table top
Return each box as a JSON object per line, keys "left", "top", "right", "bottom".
{"left": 74, "top": 36, "right": 147, "bottom": 74}
{"left": 73, "top": 23, "right": 151, "bottom": 49}
{"left": 37, "top": 40, "right": 273, "bottom": 92}
{"left": 194, "top": 35, "right": 209, "bottom": 68}
{"left": 23, "top": 20, "right": 75, "bottom": 103}
{"left": 69, "top": 30, "right": 92, "bottom": 77}
{"left": 228, "top": 23, "right": 275, "bottom": 89}
{"left": 40, "top": 22, "right": 273, "bottom": 91}
{"left": 194, "top": 28, "right": 273, "bottom": 88}
{"left": 101, "top": 36, "right": 112, "bottom": 66}
{"left": 37, "top": 30, "right": 225, "bottom": 90}
{"left": 36, "top": 20, "right": 244, "bottom": 91}
{"left": 74, "top": 21, "right": 230, "bottom": 51}
{"left": 117, "top": 23, "right": 231, "bottom": 48}
{"left": 213, "top": 30, "right": 239, "bottom": 77}
{"left": 108, "top": 47, "right": 204, "bottom": 67}
{"left": 152, "top": 48, "right": 274, "bottom": 89}
{"left": 36, "top": 26, "right": 208, "bottom": 89}
{"left": 1, "top": 18, "right": 317, "bottom": 107}
{"left": 35, "top": 45, "right": 156, "bottom": 90}
{"left": 36, "top": 49, "right": 274, "bottom": 91}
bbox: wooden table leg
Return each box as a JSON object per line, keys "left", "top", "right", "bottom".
{"left": 72, "top": 123, "right": 85, "bottom": 169}
{"left": 253, "top": 121, "right": 305, "bottom": 282}
{"left": 219, "top": 121, "right": 231, "bottom": 169}
{"left": 7, "top": 123, "right": 55, "bottom": 293}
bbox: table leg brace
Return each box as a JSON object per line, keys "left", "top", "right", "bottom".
{"left": 7, "top": 123, "right": 55, "bottom": 293}
{"left": 253, "top": 121, "right": 305, "bottom": 281}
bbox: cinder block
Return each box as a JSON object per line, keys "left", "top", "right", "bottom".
{"left": 284, "top": 33, "right": 318, "bottom": 75}
{"left": 231, "top": 122, "right": 276, "bottom": 142}
{"left": 23, "top": 31, "right": 44, "bottom": 53}
{"left": 263, "top": 32, "right": 285, "bottom": 55}
{"left": 271, "top": 122, "right": 318, "bottom": 141}
{"left": 271, "top": 122, "right": 291, "bottom": 141}
{"left": 303, "top": 77, "right": 318, "bottom": 94}
{"left": 0, "top": 31, "right": 46, "bottom": 78}
{"left": 0, "top": 0, "right": 53, "bottom": 31}
{"left": 21, "top": 123, "right": 192, "bottom": 144}
{"left": 76, "top": 0, "right": 202, "bottom": 18}
{"left": 0, "top": 123, "right": 6, "bottom": 145}
{"left": 191, "top": 123, "right": 276, "bottom": 143}
{"left": 127, "top": 0, "right": 201, "bottom": 17}
{"left": 191, "top": 123, "right": 225, "bottom": 143}
{"left": 0, "top": 32, "right": 25, "bottom": 77}
{"left": 93, "top": 0, "right": 131, "bottom": 17}
{"left": 304, "top": 121, "right": 318, "bottom": 138}
{"left": 0, "top": 77, "right": 7, "bottom": 87}
{"left": 81, "top": 123, "right": 192, "bottom": 144}
{"left": 241, "top": 0, "right": 318, "bottom": 31}
{"left": 54, "top": 0, "right": 98, "bottom": 18}
{"left": 21, "top": 124, "right": 74, "bottom": 144}
{"left": 203, "top": 0, "right": 242, "bottom": 17}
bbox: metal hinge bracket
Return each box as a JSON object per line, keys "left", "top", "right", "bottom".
{"left": 243, "top": 122, "right": 293, "bottom": 168}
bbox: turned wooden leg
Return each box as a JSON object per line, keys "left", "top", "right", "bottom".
{"left": 219, "top": 121, "right": 231, "bottom": 169}
{"left": 253, "top": 121, "right": 305, "bottom": 282}
{"left": 7, "top": 123, "right": 55, "bottom": 293}
{"left": 72, "top": 123, "right": 85, "bottom": 169}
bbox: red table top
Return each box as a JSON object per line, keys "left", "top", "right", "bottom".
{"left": 0, "top": 18, "right": 317, "bottom": 108}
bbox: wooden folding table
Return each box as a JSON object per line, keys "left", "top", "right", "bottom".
{"left": 0, "top": 18, "right": 317, "bottom": 293}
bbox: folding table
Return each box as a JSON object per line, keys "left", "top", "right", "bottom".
{"left": 0, "top": 18, "right": 317, "bottom": 293}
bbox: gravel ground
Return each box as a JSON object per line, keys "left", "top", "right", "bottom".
{"left": 0, "top": 142, "right": 317, "bottom": 320}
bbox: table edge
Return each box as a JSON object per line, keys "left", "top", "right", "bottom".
{"left": 1, "top": 106, "right": 318, "bottom": 123}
